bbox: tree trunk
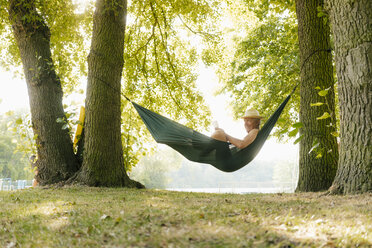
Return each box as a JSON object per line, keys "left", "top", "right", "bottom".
{"left": 76, "top": 0, "right": 142, "bottom": 188}
{"left": 8, "top": 0, "right": 79, "bottom": 185}
{"left": 295, "top": 0, "right": 339, "bottom": 192}
{"left": 325, "top": 0, "right": 372, "bottom": 194}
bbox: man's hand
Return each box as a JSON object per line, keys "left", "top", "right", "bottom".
{"left": 214, "top": 127, "right": 224, "bottom": 132}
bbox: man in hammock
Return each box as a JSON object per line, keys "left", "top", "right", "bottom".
{"left": 211, "top": 108, "right": 263, "bottom": 149}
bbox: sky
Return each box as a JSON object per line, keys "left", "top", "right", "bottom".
{"left": 0, "top": 70, "right": 29, "bottom": 113}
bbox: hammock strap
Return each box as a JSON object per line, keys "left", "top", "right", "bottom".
{"left": 291, "top": 82, "right": 300, "bottom": 95}
{"left": 93, "top": 72, "right": 300, "bottom": 105}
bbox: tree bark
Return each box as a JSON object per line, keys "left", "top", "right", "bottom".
{"left": 76, "top": 0, "right": 142, "bottom": 188}
{"left": 325, "top": 0, "right": 372, "bottom": 194}
{"left": 295, "top": 0, "right": 339, "bottom": 192}
{"left": 8, "top": 0, "right": 79, "bottom": 185}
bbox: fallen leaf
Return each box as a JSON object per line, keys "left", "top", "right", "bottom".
{"left": 6, "top": 242, "right": 16, "bottom": 248}
{"left": 100, "top": 214, "right": 111, "bottom": 220}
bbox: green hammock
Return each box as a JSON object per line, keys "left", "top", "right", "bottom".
{"left": 131, "top": 93, "right": 292, "bottom": 173}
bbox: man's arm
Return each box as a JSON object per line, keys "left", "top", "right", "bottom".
{"left": 226, "top": 129, "right": 259, "bottom": 149}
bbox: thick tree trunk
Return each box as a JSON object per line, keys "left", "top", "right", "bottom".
{"left": 8, "top": 0, "right": 79, "bottom": 185}
{"left": 76, "top": 0, "right": 142, "bottom": 188}
{"left": 295, "top": 0, "right": 339, "bottom": 192}
{"left": 325, "top": 0, "right": 372, "bottom": 194}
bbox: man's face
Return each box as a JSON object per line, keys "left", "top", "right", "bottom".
{"left": 244, "top": 118, "right": 257, "bottom": 132}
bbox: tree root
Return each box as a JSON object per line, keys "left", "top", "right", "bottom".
{"left": 59, "top": 170, "right": 145, "bottom": 189}
{"left": 125, "top": 178, "right": 145, "bottom": 189}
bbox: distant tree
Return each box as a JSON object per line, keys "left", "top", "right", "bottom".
{"left": 167, "top": 159, "right": 276, "bottom": 189}
{"left": 272, "top": 159, "right": 298, "bottom": 190}
{"left": 0, "top": 135, "right": 16, "bottom": 178}
{"left": 130, "top": 147, "right": 182, "bottom": 189}
{"left": 0, "top": 112, "right": 33, "bottom": 180}
{"left": 325, "top": 0, "right": 372, "bottom": 194}
{"left": 295, "top": 0, "right": 338, "bottom": 192}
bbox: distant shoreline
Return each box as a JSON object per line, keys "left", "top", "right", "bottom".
{"left": 167, "top": 187, "right": 294, "bottom": 194}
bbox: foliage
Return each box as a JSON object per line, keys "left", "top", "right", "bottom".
{"left": 244, "top": 0, "right": 296, "bottom": 21}
{"left": 57, "top": 103, "right": 84, "bottom": 143}
{"left": 121, "top": 0, "right": 224, "bottom": 168}
{"left": 0, "top": 0, "right": 92, "bottom": 95}
{"left": 216, "top": 0, "right": 299, "bottom": 140}
{"left": 313, "top": 86, "right": 338, "bottom": 136}
{"left": 0, "top": 111, "right": 34, "bottom": 180}
{"left": 0, "top": 0, "right": 224, "bottom": 169}
{"left": 306, "top": 86, "right": 339, "bottom": 159}
{"left": 121, "top": 0, "right": 223, "bottom": 166}
{"left": 0, "top": 187, "right": 371, "bottom": 247}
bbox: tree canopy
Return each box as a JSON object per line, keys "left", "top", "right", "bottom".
{"left": 0, "top": 0, "right": 223, "bottom": 170}
{"left": 215, "top": 0, "right": 300, "bottom": 140}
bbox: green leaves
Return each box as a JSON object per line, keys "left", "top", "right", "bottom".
{"left": 312, "top": 87, "right": 335, "bottom": 122}
{"left": 308, "top": 139, "right": 320, "bottom": 154}
{"left": 318, "top": 87, "right": 330, "bottom": 97}
{"left": 1, "top": 111, "right": 36, "bottom": 179}
{"left": 330, "top": 131, "right": 339, "bottom": 137}
{"left": 315, "top": 153, "right": 322, "bottom": 159}
{"left": 5, "top": 111, "right": 14, "bottom": 117}
{"left": 62, "top": 124, "right": 69, "bottom": 130}
{"left": 316, "top": 6, "right": 329, "bottom": 25}
{"left": 293, "top": 134, "right": 303, "bottom": 145}
{"left": 218, "top": 0, "right": 299, "bottom": 140}
{"left": 292, "top": 122, "right": 303, "bottom": 129}
{"left": 288, "top": 122, "right": 303, "bottom": 144}
{"left": 56, "top": 117, "right": 65, "bottom": 123}
{"left": 317, "top": 112, "right": 331, "bottom": 120}
{"left": 310, "top": 102, "right": 324, "bottom": 107}
{"left": 56, "top": 116, "right": 70, "bottom": 131}
{"left": 288, "top": 129, "right": 298, "bottom": 137}
{"left": 308, "top": 138, "right": 327, "bottom": 159}
{"left": 123, "top": 0, "right": 219, "bottom": 128}
{"left": 15, "top": 118, "right": 23, "bottom": 125}
{"left": 316, "top": 6, "right": 328, "bottom": 18}
{"left": 118, "top": 0, "right": 223, "bottom": 169}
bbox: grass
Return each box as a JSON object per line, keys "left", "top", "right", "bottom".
{"left": 0, "top": 187, "right": 371, "bottom": 247}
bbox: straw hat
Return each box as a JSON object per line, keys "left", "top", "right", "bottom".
{"left": 242, "top": 108, "right": 264, "bottom": 119}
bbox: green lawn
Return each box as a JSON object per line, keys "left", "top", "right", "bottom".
{"left": 0, "top": 187, "right": 371, "bottom": 247}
